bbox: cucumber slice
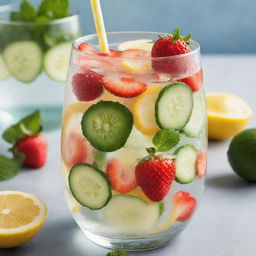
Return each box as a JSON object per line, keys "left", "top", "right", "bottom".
{"left": 0, "top": 55, "right": 9, "bottom": 80}
{"left": 175, "top": 144, "right": 197, "bottom": 184}
{"left": 81, "top": 101, "right": 133, "bottom": 152}
{"left": 3, "top": 41, "right": 42, "bottom": 83}
{"left": 69, "top": 163, "right": 112, "bottom": 210}
{"left": 155, "top": 82, "right": 193, "bottom": 130}
{"left": 183, "top": 93, "right": 205, "bottom": 137}
{"left": 104, "top": 195, "right": 160, "bottom": 233}
{"left": 44, "top": 42, "right": 71, "bottom": 82}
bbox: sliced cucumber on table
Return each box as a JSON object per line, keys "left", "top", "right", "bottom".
{"left": 175, "top": 144, "right": 197, "bottom": 184}
{"left": 69, "top": 163, "right": 112, "bottom": 210}
{"left": 3, "top": 41, "right": 42, "bottom": 83}
{"left": 155, "top": 82, "right": 193, "bottom": 130}
{"left": 44, "top": 42, "right": 71, "bottom": 82}
{"left": 104, "top": 194, "right": 160, "bottom": 233}
{"left": 0, "top": 55, "right": 9, "bottom": 80}
{"left": 183, "top": 93, "right": 205, "bottom": 137}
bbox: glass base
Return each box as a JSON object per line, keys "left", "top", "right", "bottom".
{"left": 82, "top": 230, "right": 181, "bottom": 251}
{"left": 0, "top": 105, "right": 62, "bottom": 132}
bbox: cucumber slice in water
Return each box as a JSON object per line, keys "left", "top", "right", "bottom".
{"left": 81, "top": 101, "right": 133, "bottom": 152}
{"left": 44, "top": 42, "right": 71, "bottom": 82}
{"left": 155, "top": 82, "right": 193, "bottom": 130}
{"left": 183, "top": 92, "right": 205, "bottom": 138}
{"left": 175, "top": 144, "right": 197, "bottom": 184}
{"left": 69, "top": 163, "right": 112, "bottom": 210}
{"left": 0, "top": 55, "right": 9, "bottom": 80}
{"left": 3, "top": 41, "right": 42, "bottom": 83}
{"left": 104, "top": 194, "right": 160, "bottom": 233}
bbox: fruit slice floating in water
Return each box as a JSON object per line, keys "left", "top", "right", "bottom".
{"left": 120, "top": 49, "right": 151, "bottom": 73}
{"left": 81, "top": 101, "right": 133, "bottom": 152}
{"left": 155, "top": 82, "right": 193, "bottom": 130}
{"left": 179, "top": 69, "right": 203, "bottom": 92}
{"left": 133, "top": 86, "right": 163, "bottom": 136}
{"left": 118, "top": 39, "right": 153, "bottom": 51}
{"left": 62, "top": 131, "right": 94, "bottom": 168}
{"left": 104, "top": 194, "right": 160, "bottom": 233}
{"left": 72, "top": 70, "right": 103, "bottom": 102}
{"left": 196, "top": 152, "right": 207, "bottom": 178}
{"left": 103, "top": 74, "right": 147, "bottom": 98}
{"left": 0, "top": 191, "right": 47, "bottom": 248}
{"left": 206, "top": 92, "right": 252, "bottom": 140}
{"left": 106, "top": 148, "right": 142, "bottom": 193}
{"left": 183, "top": 92, "right": 205, "bottom": 138}
{"left": 155, "top": 191, "right": 197, "bottom": 232}
{"left": 69, "top": 163, "right": 112, "bottom": 210}
{"left": 0, "top": 55, "right": 9, "bottom": 80}
{"left": 175, "top": 144, "right": 197, "bottom": 184}
{"left": 135, "top": 154, "right": 176, "bottom": 202}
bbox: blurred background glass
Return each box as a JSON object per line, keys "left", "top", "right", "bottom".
{"left": 0, "top": 2, "right": 80, "bottom": 131}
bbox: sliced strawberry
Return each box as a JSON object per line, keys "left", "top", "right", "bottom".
{"left": 109, "top": 49, "right": 122, "bottom": 57}
{"left": 103, "top": 74, "right": 147, "bottom": 98}
{"left": 106, "top": 158, "right": 137, "bottom": 193}
{"left": 77, "top": 42, "right": 97, "bottom": 54}
{"left": 179, "top": 69, "right": 203, "bottom": 92}
{"left": 196, "top": 152, "right": 207, "bottom": 178}
{"left": 62, "top": 132, "right": 94, "bottom": 167}
{"left": 173, "top": 191, "right": 197, "bottom": 222}
{"left": 72, "top": 70, "right": 103, "bottom": 101}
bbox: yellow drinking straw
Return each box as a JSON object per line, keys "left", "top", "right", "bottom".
{"left": 90, "top": 0, "right": 109, "bottom": 53}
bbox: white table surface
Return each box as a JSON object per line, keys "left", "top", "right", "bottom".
{"left": 1, "top": 55, "right": 256, "bottom": 256}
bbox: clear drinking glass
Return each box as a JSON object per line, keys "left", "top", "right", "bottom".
{"left": 0, "top": 4, "right": 80, "bottom": 131}
{"left": 61, "top": 32, "right": 207, "bottom": 251}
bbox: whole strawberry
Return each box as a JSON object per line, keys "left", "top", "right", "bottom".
{"left": 16, "top": 134, "right": 48, "bottom": 168}
{"left": 135, "top": 148, "right": 176, "bottom": 202}
{"left": 151, "top": 28, "right": 192, "bottom": 74}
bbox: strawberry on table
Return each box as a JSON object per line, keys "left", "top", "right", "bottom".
{"left": 16, "top": 134, "right": 48, "bottom": 168}
{"left": 103, "top": 74, "right": 147, "bottom": 98}
{"left": 196, "top": 152, "right": 207, "bottom": 178}
{"left": 135, "top": 148, "right": 176, "bottom": 202}
{"left": 151, "top": 28, "right": 192, "bottom": 74}
{"left": 72, "top": 70, "right": 103, "bottom": 101}
{"left": 172, "top": 191, "right": 197, "bottom": 222}
{"left": 179, "top": 69, "right": 203, "bottom": 92}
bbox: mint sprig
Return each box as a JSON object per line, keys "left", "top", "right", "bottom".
{"left": 20, "top": 0, "right": 37, "bottom": 21}
{"left": 0, "top": 155, "right": 20, "bottom": 181}
{"left": 2, "top": 110, "right": 42, "bottom": 145}
{"left": 106, "top": 249, "right": 130, "bottom": 256}
{"left": 152, "top": 128, "right": 180, "bottom": 152}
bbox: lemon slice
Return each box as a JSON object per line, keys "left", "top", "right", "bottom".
{"left": 206, "top": 92, "right": 252, "bottom": 140}
{"left": 0, "top": 191, "right": 47, "bottom": 248}
{"left": 133, "top": 86, "right": 163, "bottom": 136}
{"left": 118, "top": 39, "right": 153, "bottom": 51}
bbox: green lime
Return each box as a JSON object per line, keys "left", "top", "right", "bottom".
{"left": 227, "top": 128, "right": 256, "bottom": 181}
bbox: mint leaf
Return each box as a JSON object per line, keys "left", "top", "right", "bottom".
{"left": 20, "top": 0, "right": 36, "bottom": 21}
{"left": 53, "top": 0, "right": 69, "bottom": 18}
{"left": 38, "top": 0, "right": 56, "bottom": 18}
{"left": 0, "top": 155, "right": 20, "bottom": 181}
{"left": 10, "top": 11, "right": 22, "bottom": 21}
{"left": 2, "top": 110, "right": 42, "bottom": 144}
{"left": 153, "top": 129, "right": 180, "bottom": 152}
{"left": 107, "top": 249, "right": 130, "bottom": 256}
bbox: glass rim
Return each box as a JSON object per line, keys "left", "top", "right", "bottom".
{"left": 0, "top": 4, "right": 79, "bottom": 25}
{"left": 72, "top": 31, "right": 201, "bottom": 61}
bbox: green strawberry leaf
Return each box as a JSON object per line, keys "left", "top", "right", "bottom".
{"left": 153, "top": 128, "right": 180, "bottom": 152}
{"left": 2, "top": 110, "right": 42, "bottom": 145}
{"left": 0, "top": 155, "right": 20, "bottom": 181}
{"left": 20, "top": 0, "right": 36, "bottom": 21}
{"left": 106, "top": 249, "right": 130, "bottom": 256}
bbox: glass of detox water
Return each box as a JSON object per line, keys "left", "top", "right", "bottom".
{"left": 61, "top": 31, "right": 207, "bottom": 251}
{"left": 0, "top": 4, "right": 80, "bottom": 131}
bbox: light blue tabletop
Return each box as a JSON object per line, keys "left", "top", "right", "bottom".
{"left": 1, "top": 55, "right": 256, "bottom": 256}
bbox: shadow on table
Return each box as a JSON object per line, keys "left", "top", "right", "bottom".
{"left": 0, "top": 221, "right": 105, "bottom": 256}
{"left": 206, "top": 173, "right": 255, "bottom": 190}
